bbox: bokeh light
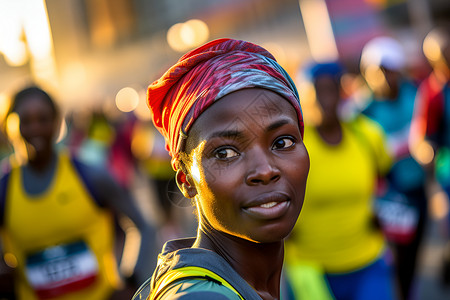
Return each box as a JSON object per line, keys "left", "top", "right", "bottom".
{"left": 167, "top": 19, "right": 209, "bottom": 52}
{"left": 423, "top": 33, "right": 442, "bottom": 63}
{"left": 115, "top": 87, "right": 140, "bottom": 113}
{"left": 5, "top": 113, "right": 20, "bottom": 142}
{"left": 3, "top": 253, "right": 18, "bottom": 268}
{"left": 430, "top": 189, "right": 449, "bottom": 220}
{"left": 411, "top": 140, "right": 435, "bottom": 165}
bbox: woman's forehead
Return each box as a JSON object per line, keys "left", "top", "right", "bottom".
{"left": 16, "top": 95, "right": 52, "bottom": 114}
{"left": 184, "top": 89, "right": 299, "bottom": 151}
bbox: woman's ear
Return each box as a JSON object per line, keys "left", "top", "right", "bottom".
{"left": 176, "top": 169, "right": 197, "bottom": 199}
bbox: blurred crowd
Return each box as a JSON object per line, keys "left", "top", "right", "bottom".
{"left": 283, "top": 23, "right": 450, "bottom": 300}
{"left": 0, "top": 88, "right": 197, "bottom": 299}
{"left": 0, "top": 20, "right": 449, "bottom": 300}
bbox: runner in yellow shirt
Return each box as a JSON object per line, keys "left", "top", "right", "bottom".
{"left": 0, "top": 86, "right": 157, "bottom": 300}
{"left": 284, "top": 61, "right": 395, "bottom": 300}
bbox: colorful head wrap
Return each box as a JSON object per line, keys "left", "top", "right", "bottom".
{"left": 147, "top": 38, "right": 303, "bottom": 170}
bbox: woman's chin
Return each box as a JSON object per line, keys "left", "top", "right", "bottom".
{"left": 246, "top": 226, "right": 295, "bottom": 244}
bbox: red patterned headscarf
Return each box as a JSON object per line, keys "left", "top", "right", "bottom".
{"left": 148, "top": 38, "right": 303, "bottom": 170}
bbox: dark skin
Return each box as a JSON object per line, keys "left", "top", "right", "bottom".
{"left": 175, "top": 88, "right": 310, "bottom": 299}
{"left": 314, "top": 75, "right": 343, "bottom": 145}
{"left": 15, "top": 94, "right": 59, "bottom": 171}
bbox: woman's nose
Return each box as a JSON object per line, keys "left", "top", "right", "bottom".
{"left": 245, "top": 147, "right": 280, "bottom": 185}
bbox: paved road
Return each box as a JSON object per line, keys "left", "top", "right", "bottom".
{"left": 416, "top": 216, "right": 450, "bottom": 300}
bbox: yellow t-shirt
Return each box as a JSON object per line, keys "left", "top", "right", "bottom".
{"left": 285, "top": 116, "right": 391, "bottom": 273}
{"left": 1, "top": 153, "right": 120, "bottom": 300}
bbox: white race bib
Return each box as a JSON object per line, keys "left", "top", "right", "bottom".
{"left": 375, "top": 194, "right": 419, "bottom": 244}
{"left": 25, "top": 241, "right": 98, "bottom": 299}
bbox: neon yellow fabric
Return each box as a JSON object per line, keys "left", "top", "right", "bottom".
{"left": 285, "top": 116, "right": 390, "bottom": 273}
{"left": 284, "top": 262, "right": 334, "bottom": 300}
{"left": 150, "top": 266, "right": 243, "bottom": 300}
{"left": 1, "top": 152, "right": 120, "bottom": 300}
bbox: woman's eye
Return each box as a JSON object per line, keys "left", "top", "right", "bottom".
{"left": 214, "top": 148, "right": 239, "bottom": 159}
{"left": 272, "top": 137, "right": 294, "bottom": 149}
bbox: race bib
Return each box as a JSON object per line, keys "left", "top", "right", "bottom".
{"left": 374, "top": 192, "right": 419, "bottom": 244}
{"left": 25, "top": 241, "right": 98, "bottom": 299}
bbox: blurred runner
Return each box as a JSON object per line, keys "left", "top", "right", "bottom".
{"left": 411, "top": 24, "right": 450, "bottom": 286}
{"left": 0, "top": 86, "right": 157, "bottom": 300}
{"left": 284, "top": 61, "right": 395, "bottom": 300}
{"left": 360, "top": 37, "right": 428, "bottom": 300}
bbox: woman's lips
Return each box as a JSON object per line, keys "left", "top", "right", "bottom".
{"left": 243, "top": 193, "right": 290, "bottom": 220}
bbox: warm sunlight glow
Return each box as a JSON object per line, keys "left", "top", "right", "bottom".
{"left": 22, "top": 0, "right": 53, "bottom": 60}
{"left": 3, "top": 0, "right": 58, "bottom": 84}
{"left": 61, "top": 61, "right": 88, "bottom": 92}
{"left": 0, "top": 1, "right": 28, "bottom": 66}
{"left": 3, "top": 41, "right": 28, "bottom": 67}
{"left": 299, "top": 0, "right": 338, "bottom": 62}
{"left": 190, "top": 141, "right": 207, "bottom": 184}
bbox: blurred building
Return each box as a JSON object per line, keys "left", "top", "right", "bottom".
{"left": 0, "top": 0, "right": 449, "bottom": 115}
{"left": 0, "top": 0, "right": 307, "bottom": 113}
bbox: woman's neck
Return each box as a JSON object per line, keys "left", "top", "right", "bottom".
{"left": 193, "top": 224, "right": 284, "bottom": 300}
{"left": 27, "top": 148, "right": 56, "bottom": 172}
{"left": 317, "top": 118, "right": 342, "bottom": 145}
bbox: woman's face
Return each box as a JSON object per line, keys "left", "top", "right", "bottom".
{"left": 16, "top": 95, "right": 58, "bottom": 159}
{"left": 183, "top": 88, "right": 309, "bottom": 243}
{"left": 314, "top": 75, "right": 340, "bottom": 123}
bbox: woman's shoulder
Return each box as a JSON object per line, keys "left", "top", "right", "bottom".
{"left": 157, "top": 278, "right": 241, "bottom": 300}
{"left": 132, "top": 277, "right": 241, "bottom": 300}
{"left": 144, "top": 239, "right": 261, "bottom": 300}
